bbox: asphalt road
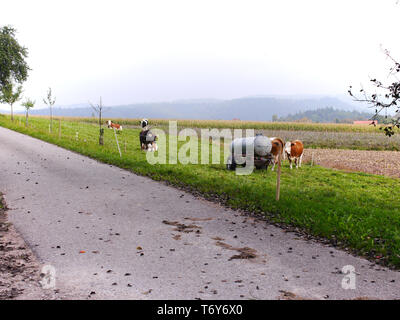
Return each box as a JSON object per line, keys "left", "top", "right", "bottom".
{"left": 1, "top": 126, "right": 399, "bottom": 300}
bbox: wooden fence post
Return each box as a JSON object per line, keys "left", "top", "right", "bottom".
{"left": 276, "top": 148, "right": 282, "bottom": 201}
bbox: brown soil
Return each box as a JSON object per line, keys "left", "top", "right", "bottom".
{"left": 304, "top": 148, "right": 400, "bottom": 178}
{"left": 0, "top": 197, "right": 42, "bottom": 299}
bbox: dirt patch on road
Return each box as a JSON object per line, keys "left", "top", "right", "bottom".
{"left": 278, "top": 290, "right": 308, "bottom": 300}
{"left": 303, "top": 148, "right": 400, "bottom": 178}
{"left": 184, "top": 217, "right": 213, "bottom": 222}
{"left": 0, "top": 196, "right": 42, "bottom": 299}
{"left": 215, "top": 241, "right": 258, "bottom": 261}
{"left": 162, "top": 220, "right": 202, "bottom": 233}
{"left": 0, "top": 195, "right": 71, "bottom": 300}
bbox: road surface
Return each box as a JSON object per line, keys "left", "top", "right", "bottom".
{"left": 0, "top": 126, "right": 399, "bottom": 299}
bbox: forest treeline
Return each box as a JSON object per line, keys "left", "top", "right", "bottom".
{"left": 274, "top": 107, "right": 393, "bottom": 123}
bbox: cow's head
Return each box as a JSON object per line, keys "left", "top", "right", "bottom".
{"left": 141, "top": 119, "right": 149, "bottom": 128}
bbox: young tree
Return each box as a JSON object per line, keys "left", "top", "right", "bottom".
{"left": 21, "top": 98, "right": 35, "bottom": 127}
{"left": 43, "top": 87, "right": 56, "bottom": 133}
{"left": 0, "top": 26, "right": 29, "bottom": 91}
{"left": 0, "top": 83, "right": 23, "bottom": 121}
{"left": 89, "top": 97, "right": 105, "bottom": 145}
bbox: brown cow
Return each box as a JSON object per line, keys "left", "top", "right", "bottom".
{"left": 106, "top": 120, "right": 122, "bottom": 131}
{"left": 284, "top": 140, "right": 304, "bottom": 169}
{"left": 269, "top": 137, "right": 284, "bottom": 171}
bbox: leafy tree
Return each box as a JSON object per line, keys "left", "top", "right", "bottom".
{"left": 348, "top": 3, "right": 399, "bottom": 136}
{"left": 0, "top": 26, "right": 29, "bottom": 90}
{"left": 349, "top": 49, "right": 399, "bottom": 136}
{"left": 43, "top": 87, "right": 56, "bottom": 132}
{"left": 21, "top": 98, "right": 35, "bottom": 127}
{"left": 0, "top": 83, "right": 23, "bottom": 121}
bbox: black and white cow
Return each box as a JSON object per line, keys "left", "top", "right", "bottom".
{"left": 139, "top": 119, "right": 158, "bottom": 151}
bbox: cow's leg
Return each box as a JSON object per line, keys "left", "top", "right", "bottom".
{"left": 295, "top": 158, "right": 299, "bottom": 169}
{"left": 271, "top": 156, "right": 276, "bottom": 171}
{"left": 299, "top": 153, "right": 303, "bottom": 167}
{"left": 286, "top": 152, "right": 293, "bottom": 169}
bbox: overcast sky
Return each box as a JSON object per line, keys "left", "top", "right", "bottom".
{"left": 1, "top": 0, "right": 399, "bottom": 110}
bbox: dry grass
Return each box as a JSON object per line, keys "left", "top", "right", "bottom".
{"left": 26, "top": 114, "right": 387, "bottom": 133}
{"left": 176, "top": 127, "right": 400, "bottom": 151}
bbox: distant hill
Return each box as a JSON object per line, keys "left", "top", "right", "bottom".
{"left": 277, "top": 107, "right": 374, "bottom": 123}
{"left": 22, "top": 96, "right": 364, "bottom": 121}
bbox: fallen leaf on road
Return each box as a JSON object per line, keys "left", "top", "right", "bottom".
{"left": 278, "top": 290, "right": 308, "bottom": 300}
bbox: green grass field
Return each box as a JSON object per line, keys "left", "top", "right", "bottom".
{"left": 1, "top": 114, "right": 400, "bottom": 267}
